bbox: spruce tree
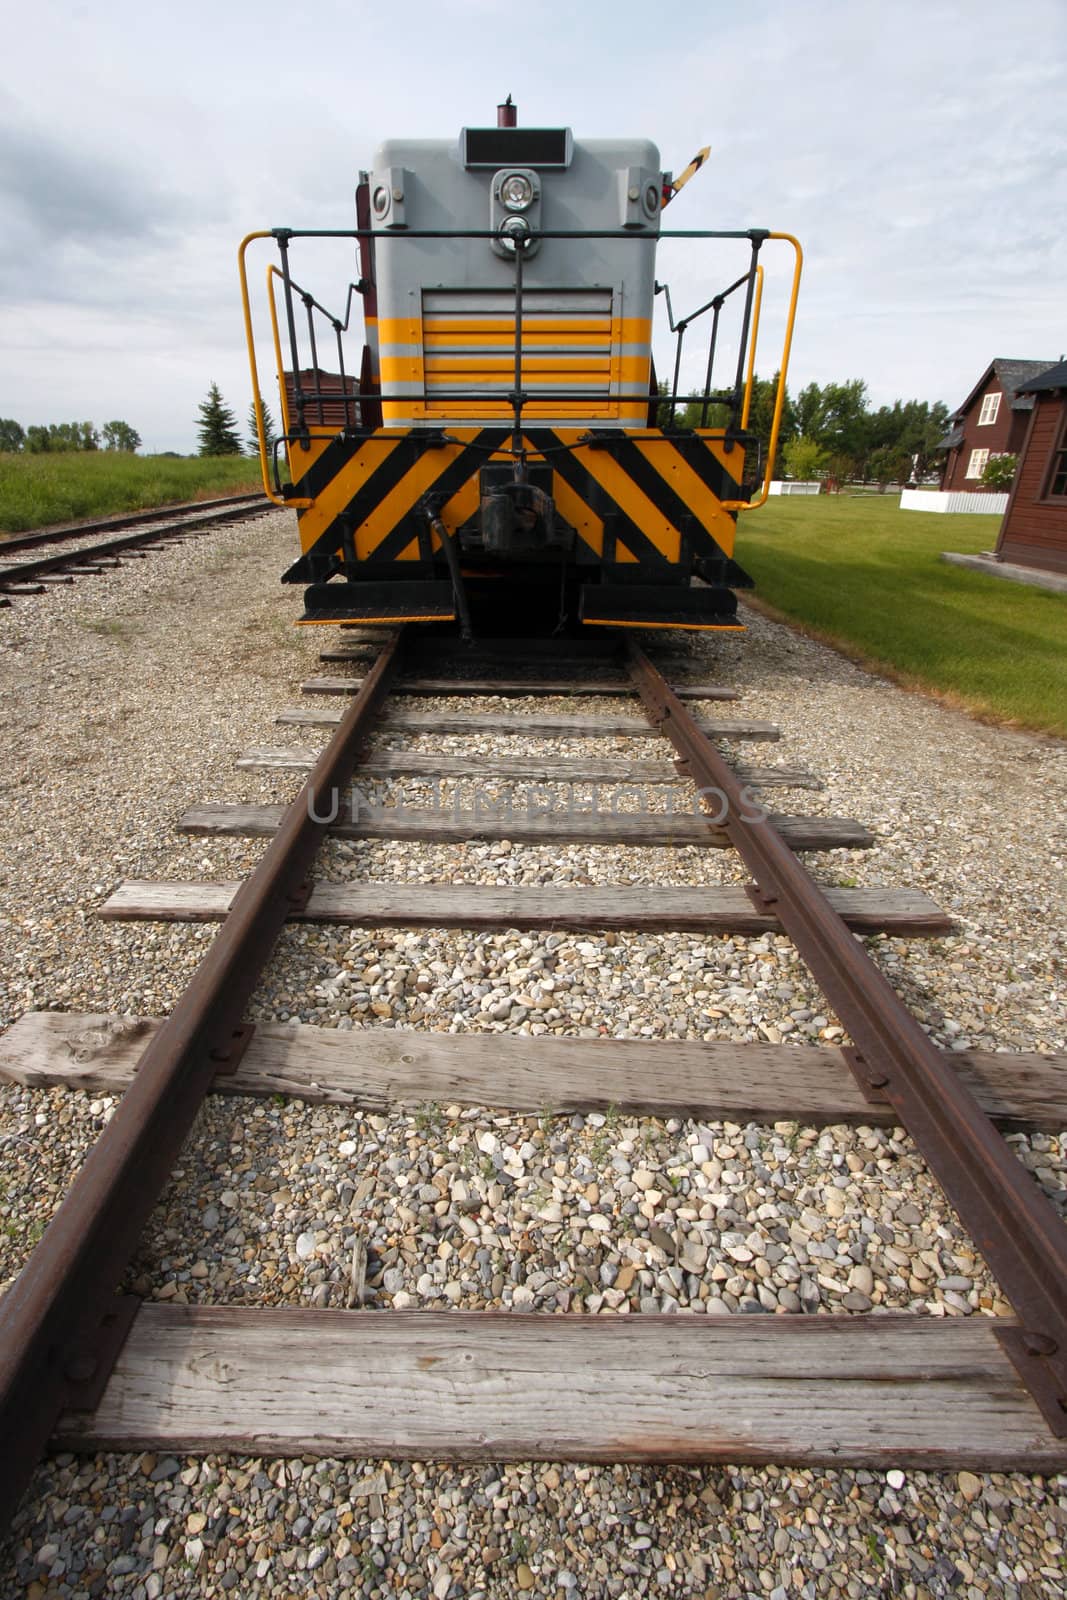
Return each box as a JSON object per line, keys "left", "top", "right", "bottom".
{"left": 196, "top": 384, "right": 243, "bottom": 456}
{"left": 247, "top": 398, "right": 278, "bottom": 456}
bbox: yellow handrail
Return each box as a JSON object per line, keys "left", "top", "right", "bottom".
{"left": 266, "top": 265, "right": 294, "bottom": 440}
{"left": 739, "top": 265, "right": 764, "bottom": 431}
{"left": 237, "top": 232, "right": 312, "bottom": 509}
{"left": 722, "top": 231, "right": 803, "bottom": 512}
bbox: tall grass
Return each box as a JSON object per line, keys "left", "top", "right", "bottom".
{"left": 0, "top": 454, "right": 266, "bottom": 534}
{"left": 736, "top": 494, "right": 1067, "bottom": 736}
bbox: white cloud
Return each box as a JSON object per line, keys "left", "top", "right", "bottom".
{"left": 0, "top": 0, "right": 1064, "bottom": 447}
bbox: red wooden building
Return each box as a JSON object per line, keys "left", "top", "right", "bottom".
{"left": 995, "top": 361, "right": 1067, "bottom": 574}
{"left": 938, "top": 358, "right": 1056, "bottom": 492}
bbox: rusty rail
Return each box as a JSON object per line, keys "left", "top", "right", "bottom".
{"left": 0, "top": 493, "right": 267, "bottom": 558}
{"left": 0, "top": 633, "right": 403, "bottom": 1527}
{"left": 3, "top": 627, "right": 1065, "bottom": 1531}
{"left": 625, "top": 637, "right": 1067, "bottom": 1433}
{"left": 0, "top": 499, "right": 269, "bottom": 593}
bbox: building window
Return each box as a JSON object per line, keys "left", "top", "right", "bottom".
{"left": 1045, "top": 421, "right": 1067, "bottom": 498}
{"left": 966, "top": 448, "right": 989, "bottom": 479}
{"left": 978, "top": 392, "right": 1001, "bottom": 425}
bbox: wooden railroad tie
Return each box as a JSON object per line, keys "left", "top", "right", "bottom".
{"left": 51, "top": 1306, "right": 1066, "bottom": 1471}
{"left": 98, "top": 880, "right": 946, "bottom": 936}
{"left": 176, "top": 802, "right": 872, "bottom": 852}
{"left": 237, "top": 747, "right": 823, "bottom": 789}
{"left": 301, "top": 675, "right": 740, "bottom": 701}
{"left": 4, "top": 1012, "right": 1064, "bottom": 1132}
{"left": 276, "top": 707, "right": 782, "bottom": 740}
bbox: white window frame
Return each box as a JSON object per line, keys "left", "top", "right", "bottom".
{"left": 966, "top": 448, "right": 990, "bottom": 479}
{"left": 977, "top": 392, "right": 1001, "bottom": 426}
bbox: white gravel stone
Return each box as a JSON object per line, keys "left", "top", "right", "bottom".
{"left": 1, "top": 514, "right": 1064, "bottom": 1595}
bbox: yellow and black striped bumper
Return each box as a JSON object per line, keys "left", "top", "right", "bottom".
{"left": 285, "top": 425, "right": 747, "bottom": 579}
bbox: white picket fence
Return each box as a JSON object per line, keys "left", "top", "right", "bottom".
{"left": 767, "top": 480, "right": 821, "bottom": 496}
{"left": 899, "top": 490, "right": 1008, "bottom": 515}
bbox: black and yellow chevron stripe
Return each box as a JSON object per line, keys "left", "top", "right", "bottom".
{"left": 286, "top": 425, "right": 746, "bottom": 573}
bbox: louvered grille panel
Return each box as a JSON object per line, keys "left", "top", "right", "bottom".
{"left": 421, "top": 288, "right": 615, "bottom": 403}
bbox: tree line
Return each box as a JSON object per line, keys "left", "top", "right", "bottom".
{"left": 3, "top": 376, "right": 957, "bottom": 484}
{"left": 664, "top": 376, "right": 951, "bottom": 488}
{"left": 0, "top": 386, "right": 281, "bottom": 460}
{"left": 0, "top": 418, "right": 141, "bottom": 453}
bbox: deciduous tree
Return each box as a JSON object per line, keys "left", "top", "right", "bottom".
{"left": 782, "top": 436, "right": 828, "bottom": 481}
{"left": 743, "top": 372, "right": 796, "bottom": 480}
{"left": 0, "top": 418, "right": 24, "bottom": 452}
{"left": 101, "top": 420, "right": 142, "bottom": 452}
{"left": 981, "top": 453, "right": 1017, "bottom": 492}
{"left": 24, "top": 421, "right": 99, "bottom": 452}
{"left": 868, "top": 445, "right": 912, "bottom": 492}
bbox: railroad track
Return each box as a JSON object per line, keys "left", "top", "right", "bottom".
{"left": 0, "top": 493, "right": 268, "bottom": 601}
{"left": 1, "top": 626, "right": 1066, "bottom": 1531}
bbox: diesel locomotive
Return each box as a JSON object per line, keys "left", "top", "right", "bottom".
{"left": 239, "top": 103, "right": 801, "bottom": 634}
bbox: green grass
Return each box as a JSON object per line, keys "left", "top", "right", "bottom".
{"left": 0, "top": 453, "right": 265, "bottom": 534}
{"left": 736, "top": 494, "right": 1067, "bottom": 736}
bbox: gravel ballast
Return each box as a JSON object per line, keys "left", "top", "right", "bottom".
{"left": 1, "top": 508, "right": 1065, "bottom": 1597}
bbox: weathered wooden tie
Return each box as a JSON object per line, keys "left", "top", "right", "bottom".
{"left": 53, "top": 1306, "right": 1066, "bottom": 1470}
{"left": 302, "top": 675, "right": 739, "bottom": 701}
{"left": 276, "top": 707, "right": 781, "bottom": 741}
{"left": 236, "top": 748, "right": 822, "bottom": 789}
{"left": 5, "top": 1012, "right": 1063, "bottom": 1132}
{"left": 98, "top": 880, "right": 952, "bottom": 937}
{"left": 177, "top": 802, "right": 872, "bottom": 852}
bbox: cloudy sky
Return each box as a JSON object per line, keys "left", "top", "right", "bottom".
{"left": 2, "top": 0, "right": 1064, "bottom": 453}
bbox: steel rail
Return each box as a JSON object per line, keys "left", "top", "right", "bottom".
{"left": 0, "top": 493, "right": 267, "bottom": 558}
{"left": 625, "top": 637, "right": 1067, "bottom": 1433}
{"left": 0, "top": 501, "right": 270, "bottom": 589}
{"left": 0, "top": 633, "right": 403, "bottom": 1529}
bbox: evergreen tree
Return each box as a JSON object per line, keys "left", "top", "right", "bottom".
{"left": 247, "top": 397, "right": 278, "bottom": 456}
{"left": 196, "top": 384, "right": 243, "bottom": 456}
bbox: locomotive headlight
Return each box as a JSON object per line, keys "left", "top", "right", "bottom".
{"left": 372, "top": 185, "right": 390, "bottom": 216}
{"left": 500, "top": 172, "right": 534, "bottom": 211}
{"left": 498, "top": 215, "right": 532, "bottom": 251}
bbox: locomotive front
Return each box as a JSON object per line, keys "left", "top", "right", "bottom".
{"left": 239, "top": 105, "right": 801, "bottom": 634}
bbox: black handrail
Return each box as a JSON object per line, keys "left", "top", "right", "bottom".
{"left": 270, "top": 225, "right": 773, "bottom": 462}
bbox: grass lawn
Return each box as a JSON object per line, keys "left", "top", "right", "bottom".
{"left": 0, "top": 453, "right": 265, "bottom": 535}
{"left": 735, "top": 493, "right": 1067, "bottom": 737}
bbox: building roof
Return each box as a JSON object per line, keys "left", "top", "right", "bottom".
{"left": 1018, "top": 359, "right": 1067, "bottom": 394}
{"left": 937, "top": 425, "right": 965, "bottom": 450}
{"left": 949, "top": 358, "right": 1059, "bottom": 422}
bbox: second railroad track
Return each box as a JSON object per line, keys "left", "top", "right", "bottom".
{"left": 0, "top": 492, "right": 268, "bottom": 602}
